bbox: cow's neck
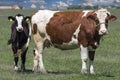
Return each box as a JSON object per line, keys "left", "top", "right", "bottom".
{"left": 93, "top": 30, "right": 102, "bottom": 48}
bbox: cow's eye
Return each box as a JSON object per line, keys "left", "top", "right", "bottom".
{"left": 95, "top": 20, "right": 99, "bottom": 24}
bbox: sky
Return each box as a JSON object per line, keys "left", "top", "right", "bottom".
{"left": 0, "top": 0, "right": 119, "bottom": 9}
{"left": 0, "top": 0, "right": 83, "bottom": 9}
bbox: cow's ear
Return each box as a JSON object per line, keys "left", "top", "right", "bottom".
{"left": 109, "top": 15, "right": 117, "bottom": 21}
{"left": 8, "top": 16, "right": 15, "bottom": 22}
{"left": 24, "top": 16, "right": 30, "bottom": 22}
{"left": 87, "top": 14, "right": 98, "bottom": 21}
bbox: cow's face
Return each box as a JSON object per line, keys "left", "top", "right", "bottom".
{"left": 88, "top": 8, "right": 117, "bottom": 35}
{"left": 8, "top": 14, "right": 30, "bottom": 32}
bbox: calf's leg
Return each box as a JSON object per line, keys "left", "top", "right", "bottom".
{"left": 21, "top": 48, "right": 28, "bottom": 72}
{"left": 12, "top": 46, "right": 19, "bottom": 71}
{"left": 14, "top": 56, "right": 19, "bottom": 71}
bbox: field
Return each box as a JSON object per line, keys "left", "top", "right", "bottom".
{"left": 0, "top": 9, "right": 120, "bottom": 80}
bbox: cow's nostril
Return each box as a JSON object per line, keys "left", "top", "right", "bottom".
{"left": 18, "top": 28, "right": 23, "bottom": 32}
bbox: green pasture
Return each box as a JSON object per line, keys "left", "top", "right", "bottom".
{"left": 0, "top": 9, "right": 120, "bottom": 80}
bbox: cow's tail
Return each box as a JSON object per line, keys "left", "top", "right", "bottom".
{"left": 7, "top": 39, "right": 12, "bottom": 45}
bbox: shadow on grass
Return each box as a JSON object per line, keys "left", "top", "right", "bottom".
{"left": 15, "top": 69, "right": 116, "bottom": 78}
{"left": 16, "top": 69, "right": 76, "bottom": 75}
{"left": 47, "top": 70, "right": 78, "bottom": 75}
{"left": 17, "top": 69, "right": 33, "bottom": 74}
{"left": 96, "top": 72, "right": 115, "bottom": 78}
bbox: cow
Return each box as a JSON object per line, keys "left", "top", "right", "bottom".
{"left": 30, "top": 8, "right": 117, "bottom": 74}
{"left": 8, "top": 14, "right": 31, "bottom": 72}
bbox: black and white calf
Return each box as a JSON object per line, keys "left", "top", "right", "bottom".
{"left": 8, "top": 14, "right": 31, "bottom": 72}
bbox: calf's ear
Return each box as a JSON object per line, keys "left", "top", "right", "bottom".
{"left": 24, "top": 16, "right": 30, "bottom": 22}
{"left": 109, "top": 15, "right": 117, "bottom": 21}
{"left": 8, "top": 16, "right": 15, "bottom": 22}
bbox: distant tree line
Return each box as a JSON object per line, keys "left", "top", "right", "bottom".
{"left": 67, "top": 5, "right": 120, "bottom": 10}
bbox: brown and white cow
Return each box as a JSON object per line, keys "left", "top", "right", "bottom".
{"left": 31, "top": 8, "right": 117, "bottom": 74}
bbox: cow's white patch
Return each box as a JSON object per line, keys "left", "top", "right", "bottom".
{"left": 89, "top": 60, "right": 95, "bottom": 74}
{"left": 80, "top": 45, "right": 88, "bottom": 60}
{"left": 82, "top": 10, "right": 92, "bottom": 17}
{"left": 80, "top": 45, "right": 88, "bottom": 74}
{"left": 25, "top": 38, "right": 30, "bottom": 48}
{"left": 14, "top": 66, "right": 18, "bottom": 71}
{"left": 68, "top": 24, "right": 81, "bottom": 45}
{"left": 95, "top": 8, "right": 110, "bottom": 35}
{"left": 16, "top": 16, "right": 24, "bottom": 31}
{"left": 29, "top": 24, "right": 32, "bottom": 37}
{"left": 25, "top": 24, "right": 31, "bottom": 49}
{"left": 31, "top": 10, "right": 59, "bottom": 39}
{"left": 73, "top": 24, "right": 81, "bottom": 39}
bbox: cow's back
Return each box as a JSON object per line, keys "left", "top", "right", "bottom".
{"left": 31, "top": 10, "right": 59, "bottom": 34}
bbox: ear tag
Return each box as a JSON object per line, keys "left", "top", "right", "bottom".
{"left": 9, "top": 19, "right": 13, "bottom": 22}
{"left": 26, "top": 18, "right": 29, "bottom": 22}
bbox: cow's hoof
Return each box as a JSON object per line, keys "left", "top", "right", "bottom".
{"left": 21, "top": 69, "right": 25, "bottom": 73}
{"left": 40, "top": 69, "right": 47, "bottom": 74}
{"left": 90, "top": 71, "right": 95, "bottom": 75}
{"left": 81, "top": 69, "right": 87, "bottom": 74}
{"left": 14, "top": 66, "right": 18, "bottom": 71}
{"left": 32, "top": 68, "right": 38, "bottom": 73}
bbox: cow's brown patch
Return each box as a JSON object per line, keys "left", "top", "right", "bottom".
{"left": 46, "top": 10, "right": 98, "bottom": 48}
{"left": 32, "top": 24, "right": 37, "bottom": 34}
{"left": 46, "top": 11, "right": 84, "bottom": 45}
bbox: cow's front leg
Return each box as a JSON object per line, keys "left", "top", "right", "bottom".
{"left": 88, "top": 51, "right": 95, "bottom": 74}
{"left": 21, "top": 48, "right": 28, "bottom": 72}
{"left": 13, "top": 46, "right": 19, "bottom": 71}
{"left": 14, "top": 55, "right": 19, "bottom": 71}
{"left": 80, "top": 45, "right": 88, "bottom": 74}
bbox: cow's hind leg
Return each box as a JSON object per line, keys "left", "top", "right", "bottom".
{"left": 21, "top": 48, "right": 28, "bottom": 72}
{"left": 34, "top": 41, "right": 46, "bottom": 74}
{"left": 32, "top": 26, "right": 46, "bottom": 74}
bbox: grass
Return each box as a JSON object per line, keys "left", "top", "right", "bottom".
{"left": 0, "top": 9, "right": 120, "bottom": 80}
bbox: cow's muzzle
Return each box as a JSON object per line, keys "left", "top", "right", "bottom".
{"left": 99, "top": 29, "right": 108, "bottom": 35}
{"left": 98, "top": 23, "right": 108, "bottom": 35}
{"left": 16, "top": 26, "right": 23, "bottom": 32}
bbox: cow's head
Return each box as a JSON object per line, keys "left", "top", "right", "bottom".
{"left": 8, "top": 14, "right": 30, "bottom": 32}
{"left": 88, "top": 8, "right": 117, "bottom": 35}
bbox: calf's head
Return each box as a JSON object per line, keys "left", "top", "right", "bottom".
{"left": 8, "top": 14, "right": 30, "bottom": 32}
{"left": 88, "top": 8, "right": 117, "bottom": 35}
